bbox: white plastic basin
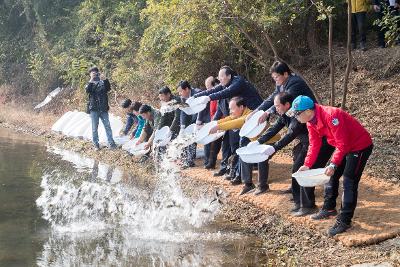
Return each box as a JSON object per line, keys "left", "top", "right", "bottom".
{"left": 237, "top": 144, "right": 270, "bottom": 163}
{"left": 195, "top": 121, "right": 225, "bottom": 145}
{"left": 239, "top": 110, "right": 267, "bottom": 138}
{"left": 129, "top": 142, "right": 150, "bottom": 156}
{"left": 183, "top": 123, "right": 197, "bottom": 137}
{"left": 186, "top": 96, "right": 209, "bottom": 107}
{"left": 180, "top": 103, "right": 207, "bottom": 115}
{"left": 153, "top": 126, "right": 171, "bottom": 147}
{"left": 292, "top": 168, "right": 330, "bottom": 187}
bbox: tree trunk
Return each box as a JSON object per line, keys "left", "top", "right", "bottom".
{"left": 328, "top": 15, "right": 335, "bottom": 106}
{"left": 342, "top": 1, "right": 352, "bottom": 110}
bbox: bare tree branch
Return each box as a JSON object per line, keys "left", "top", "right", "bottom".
{"left": 342, "top": 0, "right": 352, "bottom": 109}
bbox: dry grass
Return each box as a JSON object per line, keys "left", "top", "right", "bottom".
{"left": 0, "top": 103, "right": 57, "bottom": 134}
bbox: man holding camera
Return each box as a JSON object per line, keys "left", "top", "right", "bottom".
{"left": 85, "top": 66, "right": 117, "bottom": 150}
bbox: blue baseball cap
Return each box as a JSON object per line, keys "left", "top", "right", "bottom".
{"left": 290, "top": 95, "right": 315, "bottom": 112}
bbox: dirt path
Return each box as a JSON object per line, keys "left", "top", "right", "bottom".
{"left": 183, "top": 153, "right": 400, "bottom": 247}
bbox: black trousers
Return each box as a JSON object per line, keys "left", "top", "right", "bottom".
{"left": 210, "top": 131, "right": 231, "bottom": 171}
{"left": 241, "top": 158, "right": 271, "bottom": 188}
{"left": 323, "top": 144, "right": 373, "bottom": 224}
{"left": 351, "top": 12, "right": 367, "bottom": 45}
{"left": 229, "top": 130, "right": 240, "bottom": 176}
{"left": 204, "top": 143, "right": 211, "bottom": 166}
{"left": 292, "top": 140, "right": 335, "bottom": 208}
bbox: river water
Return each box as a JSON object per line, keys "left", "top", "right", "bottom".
{"left": 0, "top": 128, "right": 270, "bottom": 267}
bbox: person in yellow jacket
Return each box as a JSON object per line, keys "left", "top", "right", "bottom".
{"left": 349, "top": 0, "right": 369, "bottom": 50}
{"left": 209, "top": 96, "right": 280, "bottom": 189}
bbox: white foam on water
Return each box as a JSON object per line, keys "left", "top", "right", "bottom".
{"left": 35, "top": 131, "right": 246, "bottom": 266}
{"left": 37, "top": 140, "right": 221, "bottom": 237}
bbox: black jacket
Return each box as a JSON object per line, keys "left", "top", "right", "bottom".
{"left": 257, "top": 75, "right": 317, "bottom": 114}
{"left": 257, "top": 114, "right": 309, "bottom": 152}
{"left": 86, "top": 79, "right": 111, "bottom": 112}
{"left": 196, "top": 101, "right": 211, "bottom": 124}
{"left": 160, "top": 95, "right": 182, "bottom": 136}
{"left": 194, "top": 76, "right": 263, "bottom": 110}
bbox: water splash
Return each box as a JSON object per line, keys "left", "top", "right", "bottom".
{"left": 37, "top": 141, "right": 220, "bottom": 234}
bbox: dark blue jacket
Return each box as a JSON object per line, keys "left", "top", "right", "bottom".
{"left": 180, "top": 88, "right": 202, "bottom": 128}
{"left": 85, "top": 79, "right": 111, "bottom": 112}
{"left": 257, "top": 74, "right": 317, "bottom": 114}
{"left": 194, "top": 76, "right": 263, "bottom": 110}
{"left": 123, "top": 112, "right": 138, "bottom": 135}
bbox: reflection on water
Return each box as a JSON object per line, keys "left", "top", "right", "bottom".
{"left": 0, "top": 128, "right": 269, "bottom": 266}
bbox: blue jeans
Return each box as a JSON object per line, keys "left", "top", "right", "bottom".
{"left": 90, "top": 111, "right": 115, "bottom": 146}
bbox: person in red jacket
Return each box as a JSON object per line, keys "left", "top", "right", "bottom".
{"left": 290, "top": 95, "right": 373, "bottom": 236}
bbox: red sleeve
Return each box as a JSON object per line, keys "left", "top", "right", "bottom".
{"left": 304, "top": 124, "right": 322, "bottom": 168}
{"left": 210, "top": 100, "right": 217, "bottom": 119}
{"left": 327, "top": 112, "right": 350, "bottom": 166}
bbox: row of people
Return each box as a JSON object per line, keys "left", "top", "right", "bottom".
{"left": 86, "top": 61, "right": 373, "bottom": 237}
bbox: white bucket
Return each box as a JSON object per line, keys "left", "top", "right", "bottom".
{"left": 292, "top": 168, "right": 330, "bottom": 187}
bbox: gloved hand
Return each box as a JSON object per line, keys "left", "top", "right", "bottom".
{"left": 247, "top": 141, "right": 260, "bottom": 148}
{"left": 262, "top": 145, "right": 275, "bottom": 156}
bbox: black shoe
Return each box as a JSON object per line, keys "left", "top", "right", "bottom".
{"left": 351, "top": 43, "right": 357, "bottom": 50}
{"left": 136, "top": 155, "right": 149, "bottom": 163}
{"left": 204, "top": 163, "right": 216, "bottom": 170}
{"left": 240, "top": 183, "right": 255, "bottom": 195}
{"left": 224, "top": 169, "right": 235, "bottom": 180}
{"left": 224, "top": 175, "right": 234, "bottom": 181}
{"left": 181, "top": 162, "right": 195, "bottom": 169}
{"left": 254, "top": 186, "right": 269, "bottom": 195}
{"left": 213, "top": 168, "right": 227, "bottom": 177}
{"left": 230, "top": 176, "right": 242, "bottom": 185}
{"left": 360, "top": 42, "right": 367, "bottom": 51}
{"left": 290, "top": 204, "right": 300, "bottom": 213}
{"left": 292, "top": 206, "right": 319, "bottom": 217}
{"left": 109, "top": 143, "right": 118, "bottom": 150}
{"left": 311, "top": 209, "right": 338, "bottom": 220}
{"left": 327, "top": 220, "right": 351, "bottom": 237}
{"left": 279, "top": 187, "right": 292, "bottom": 194}
{"left": 93, "top": 144, "right": 100, "bottom": 151}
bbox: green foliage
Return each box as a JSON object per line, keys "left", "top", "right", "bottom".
{"left": 0, "top": 0, "right": 354, "bottom": 102}
{"left": 374, "top": 4, "right": 400, "bottom": 47}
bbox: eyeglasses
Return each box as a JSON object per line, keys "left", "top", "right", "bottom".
{"left": 294, "top": 110, "right": 305, "bottom": 118}
{"left": 286, "top": 109, "right": 306, "bottom": 118}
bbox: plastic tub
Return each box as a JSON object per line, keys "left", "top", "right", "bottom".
{"left": 292, "top": 168, "right": 330, "bottom": 187}
{"left": 239, "top": 110, "right": 267, "bottom": 138}
{"left": 180, "top": 103, "right": 207, "bottom": 115}
{"left": 195, "top": 121, "right": 225, "bottom": 145}
{"left": 153, "top": 126, "right": 172, "bottom": 147}
{"left": 236, "top": 144, "right": 270, "bottom": 163}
